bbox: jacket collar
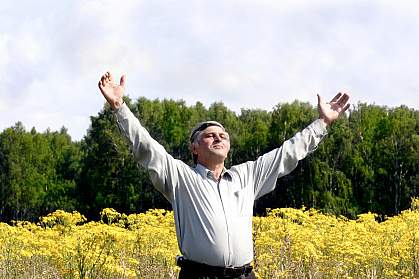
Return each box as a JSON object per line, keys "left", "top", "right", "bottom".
{"left": 195, "top": 163, "right": 232, "bottom": 181}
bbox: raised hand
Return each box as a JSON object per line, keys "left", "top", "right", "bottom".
{"left": 98, "top": 72, "right": 126, "bottom": 110}
{"left": 317, "top": 92, "right": 350, "bottom": 126}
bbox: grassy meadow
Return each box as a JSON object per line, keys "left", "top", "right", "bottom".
{"left": 0, "top": 198, "right": 418, "bottom": 279}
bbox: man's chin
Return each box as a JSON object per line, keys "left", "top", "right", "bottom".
{"left": 209, "top": 151, "right": 228, "bottom": 160}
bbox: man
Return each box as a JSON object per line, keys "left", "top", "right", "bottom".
{"left": 98, "top": 72, "right": 350, "bottom": 279}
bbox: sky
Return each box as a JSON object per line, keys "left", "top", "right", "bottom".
{"left": 1, "top": 0, "right": 418, "bottom": 141}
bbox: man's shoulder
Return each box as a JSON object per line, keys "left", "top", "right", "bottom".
{"left": 228, "top": 161, "right": 254, "bottom": 175}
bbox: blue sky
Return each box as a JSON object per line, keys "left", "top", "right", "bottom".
{"left": 1, "top": 1, "right": 418, "bottom": 140}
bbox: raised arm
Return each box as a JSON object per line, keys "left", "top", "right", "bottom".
{"left": 97, "top": 72, "right": 179, "bottom": 202}
{"left": 246, "top": 93, "right": 350, "bottom": 199}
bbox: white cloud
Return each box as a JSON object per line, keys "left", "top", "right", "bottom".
{"left": 0, "top": 0, "right": 418, "bottom": 140}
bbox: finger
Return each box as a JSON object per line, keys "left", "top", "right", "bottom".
{"left": 317, "top": 94, "right": 323, "bottom": 105}
{"left": 101, "top": 75, "right": 107, "bottom": 84}
{"left": 98, "top": 81, "right": 107, "bottom": 95}
{"left": 338, "top": 93, "right": 350, "bottom": 106}
{"left": 120, "top": 75, "right": 126, "bottom": 88}
{"left": 101, "top": 73, "right": 109, "bottom": 83}
{"left": 330, "top": 92, "right": 342, "bottom": 103}
{"left": 342, "top": 103, "right": 350, "bottom": 113}
{"left": 99, "top": 78, "right": 105, "bottom": 88}
{"left": 103, "top": 72, "right": 110, "bottom": 82}
{"left": 343, "top": 93, "right": 350, "bottom": 102}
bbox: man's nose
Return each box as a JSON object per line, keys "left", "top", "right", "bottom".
{"left": 213, "top": 134, "right": 222, "bottom": 141}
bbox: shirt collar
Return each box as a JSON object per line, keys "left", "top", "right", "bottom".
{"left": 195, "top": 163, "right": 232, "bottom": 181}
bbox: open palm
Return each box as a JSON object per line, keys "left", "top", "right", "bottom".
{"left": 98, "top": 72, "right": 126, "bottom": 109}
{"left": 317, "top": 93, "right": 350, "bottom": 126}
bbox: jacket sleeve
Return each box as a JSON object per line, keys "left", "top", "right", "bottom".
{"left": 113, "top": 103, "right": 178, "bottom": 202}
{"left": 249, "top": 119, "right": 328, "bottom": 199}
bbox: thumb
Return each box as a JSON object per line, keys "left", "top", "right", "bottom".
{"left": 120, "top": 75, "right": 126, "bottom": 88}
{"left": 317, "top": 94, "right": 323, "bottom": 105}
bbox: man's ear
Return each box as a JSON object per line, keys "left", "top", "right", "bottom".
{"left": 190, "top": 142, "right": 198, "bottom": 155}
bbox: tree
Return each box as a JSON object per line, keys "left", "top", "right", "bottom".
{"left": 1, "top": 96, "right": 417, "bottom": 221}
{"left": 0, "top": 123, "right": 80, "bottom": 221}
{"left": 255, "top": 101, "right": 318, "bottom": 213}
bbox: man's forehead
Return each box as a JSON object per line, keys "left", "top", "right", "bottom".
{"left": 190, "top": 120, "right": 226, "bottom": 142}
{"left": 201, "top": 125, "right": 228, "bottom": 133}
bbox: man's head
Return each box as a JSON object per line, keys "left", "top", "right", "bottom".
{"left": 190, "top": 121, "right": 230, "bottom": 166}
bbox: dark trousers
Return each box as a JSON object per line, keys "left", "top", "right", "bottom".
{"left": 177, "top": 257, "right": 256, "bottom": 279}
{"left": 178, "top": 269, "right": 256, "bottom": 279}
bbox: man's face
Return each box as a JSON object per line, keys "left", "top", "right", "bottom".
{"left": 192, "top": 125, "right": 230, "bottom": 165}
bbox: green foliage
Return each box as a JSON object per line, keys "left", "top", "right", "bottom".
{"left": 348, "top": 104, "right": 419, "bottom": 215}
{"left": 235, "top": 109, "right": 271, "bottom": 162}
{"left": 0, "top": 123, "right": 79, "bottom": 221}
{"left": 0, "top": 97, "right": 417, "bottom": 221}
{"left": 77, "top": 98, "right": 154, "bottom": 219}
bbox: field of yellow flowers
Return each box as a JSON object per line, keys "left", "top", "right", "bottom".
{"left": 0, "top": 198, "right": 418, "bottom": 279}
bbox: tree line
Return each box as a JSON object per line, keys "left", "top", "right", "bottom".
{"left": 0, "top": 96, "right": 418, "bottom": 222}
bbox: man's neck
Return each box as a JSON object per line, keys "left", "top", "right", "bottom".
{"left": 198, "top": 161, "right": 225, "bottom": 180}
